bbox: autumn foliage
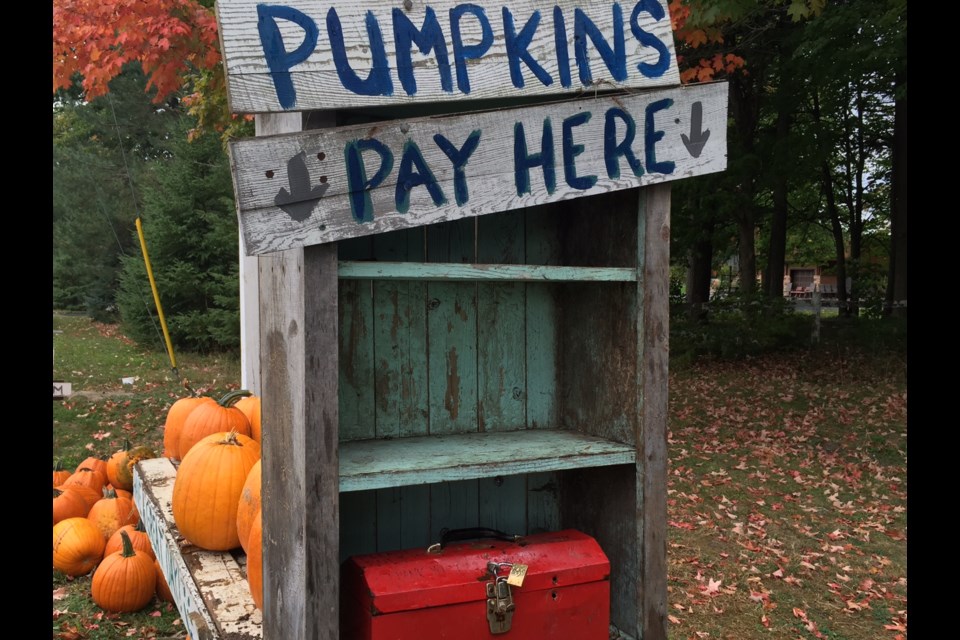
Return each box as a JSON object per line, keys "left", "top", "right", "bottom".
{"left": 668, "top": 0, "right": 747, "bottom": 83}
{"left": 52, "top": 0, "right": 220, "bottom": 102}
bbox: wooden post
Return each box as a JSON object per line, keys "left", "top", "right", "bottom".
{"left": 637, "top": 183, "right": 671, "bottom": 640}
{"left": 257, "top": 112, "right": 341, "bottom": 640}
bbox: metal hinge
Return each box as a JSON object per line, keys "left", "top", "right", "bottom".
{"left": 485, "top": 579, "right": 515, "bottom": 634}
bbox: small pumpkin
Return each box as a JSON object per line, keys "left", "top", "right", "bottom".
{"left": 114, "top": 445, "right": 157, "bottom": 491}
{"left": 163, "top": 396, "right": 217, "bottom": 460}
{"left": 54, "top": 487, "right": 92, "bottom": 525}
{"left": 246, "top": 509, "right": 263, "bottom": 610}
{"left": 53, "top": 459, "right": 72, "bottom": 487}
{"left": 155, "top": 558, "right": 174, "bottom": 602}
{"left": 62, "top": 466, "right": 108, "bottom": 495}
{"left": 178, "top": 390, "right": 253, "bottom": 459}
{"left": 75, "top": 456, "right": 108, "bottom": 476}
{"left": 92, "top": 530, "right": 156, "bottom": 612}
{"left": 105, "top": 520, "right": 154, "bottom": 560}
{"left": 234, "top": 395, "right": 262, "bottom": 444}
{"left": 172, "top": 431, "right": 261, "bottom": 551}
{"left": 106, "top": 440, "right": 131, "bottom": 488}
{"left": 236, "top": 460, "right": 262, "bottom": 553}
{"left": 87, "top": 487, "right": 139, "bottom": 540}
{"left": 53, "top": 517, "right": 106, "bottom": 576}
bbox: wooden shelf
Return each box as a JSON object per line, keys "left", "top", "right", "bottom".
{"left": 340, "top": 429, "right": 635, "bottom": 492}
{"left": 338, "top": 261, "right": 637, "bottom": 282}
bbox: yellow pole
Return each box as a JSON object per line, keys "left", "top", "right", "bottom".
{"left": 135, "top": 217, "right": 178, "bottom": 373}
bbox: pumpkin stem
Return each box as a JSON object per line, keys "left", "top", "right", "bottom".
{"left": 217, "top": 389, "right": 252, "bottom": 408}
{"left": 134, "top": 519, "right": 147, "bottom": 533}
{"left": 102, "top": 487, "right": 117, "bottom": 499}
{"left": 122, "top": 439, "right": 131, "bottom": 452}
{"left": 54, "top": 458, "right": 65, "bottom": 472}
{"left": 119, "top": 530, "right": 137, "bottom": 558}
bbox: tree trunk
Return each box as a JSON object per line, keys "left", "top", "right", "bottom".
{"left": 886, "top": 73, "right": 907, "bottom": 317}
{"left": 765, "top": 102, "right": 790, "bottom": 299}
{"left": 686, "top": 232, "right": 714, "bottom": 321}
{"left": 822, "top": 161, "right": 850, "bottom": 317}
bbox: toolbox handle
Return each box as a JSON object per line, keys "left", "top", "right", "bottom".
{"left": 429, "top": 527, "right": 523, "bottom": 552}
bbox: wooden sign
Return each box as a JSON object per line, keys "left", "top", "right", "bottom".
{"left": 230, "top": 82, "right": 727, "bottom": 254}
{"left": 53, "top": 381, "right": 72, "bottom": 399}
{"left": 216, "top": 0, "right": 680, "bottom": 113}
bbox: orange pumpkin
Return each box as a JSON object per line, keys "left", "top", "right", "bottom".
{"left": 114, "top": 445, "right": 157, "bottom": 491}
{"left": 172, "top": 431, "right": 261, "bottom": 551}
{"left": 92, "top": 530, "right": 156, "bottom": 612}
{"left": 54, "top": 487, "right": 92, "bottom": 525}
{"left": 163, "top": 396, "right": 216, "bottom": 460}
{"left": 105, "top": 521, "right": 154, "bottom": 560}
{"left": 53, "top": 517, "right": 106, "bottom": 576}
{"left": 63, "top": 466, "right": 108, "bottom": 495}
{"left": 154, "top": 558, "right": 174, "bottom": 602}
{"left": 87, "top": 487, "right": 139, "bottom": 540}
{"left": 234, "top": 395, "right": 262, "bottom": 444}
{"left": 178, "top": 391, "right": 253, "bottom": 459}
{"left": 246, "top": 509, "right": 263, "bottom": 610}
{"left": 236, "top": 460, "right": 262, "bottom": 553}
{"left": 75, "top": 456, "right": 108, "bottom": 477}
{"left": 53, "top": 459, "right": 72, "bottom": 487}
{"left": 106, "top": 440, "right": 131, "bottom": 488}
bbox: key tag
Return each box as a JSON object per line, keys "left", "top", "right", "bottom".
{"left": 506, "top": 563, "right": 528, "bottom": 587}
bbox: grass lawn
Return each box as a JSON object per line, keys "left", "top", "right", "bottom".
{"left": 52, "top": 312, "right": 906, "bottom": 640}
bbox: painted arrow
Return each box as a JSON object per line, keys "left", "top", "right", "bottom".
{"left": 681, "top": 101, "right": 710, "bottom": 158}
{"left": 274, "top": 151, "right": 329, "bottom": 222}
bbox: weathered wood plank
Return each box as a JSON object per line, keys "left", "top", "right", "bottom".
{"left": 426, "top": 219, "right": 478, "bottom": 435}
{"left": 340, "top": 490, "right": 377, "bottom": 562}
{"left": 260, "top": 243, "right": 339, "bottom": 640}
{"left": 429, "top": 479, "right": 480, "bottom": 541}
{"left": 134, "top": 458, "right": 262, "bottom": 640}
{"left": 526, "top": 471, "right": 560, "bottom": 534}
{"left": 229, "top": 83, "right": 728, "bottom": 253}
{"left": 217, "top": 0, "right": 680, "bottom": 113}
{"left": 524, "top": 206, "right": 560, "bottom": 429}
{"left": 338, "top": 279, "right": 375, "bottom": 441}
{"left": 478, "top": 474, "right": 528, "bottom": 533}
{"left": 339, "top": 429, "right": 636, "bottom": 491}
{"left": 477, "top": 212, "right": 526, "bottom": 432}
{"left": 338, "top": 261, "right": 637, "bottom": 281}
{"left": 637, "top": 183, "right": 670, "bottom": 640}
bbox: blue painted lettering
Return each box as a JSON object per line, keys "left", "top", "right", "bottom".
{"left": 553, "top": 6, "right": 572, "bottom": 88}
{"left": 257, "top": 5, "right": 319, "bottom": 109}
{"left": 345, "top": 139, "right": 395, "bottom": 223}
{"left": 562, "top": 112, "right": 597, "bottom": 190}
{"left": 395, "top": 140, "right": 447, "bottom": 213}
{"left": 514, "top": 119, "right": 556, "bottom": 196}
{"left": 434, "top": 131, "right": 482, "bottom": 206}
{"left": 630, "top": 0, "right": 671, "bottom": 78}
{"left": 644, "top": 98, "right": 675, "bottom": 174}
{"left": 327, "top": 8, "right": 393, "bottom": 96}
{"left": 393, "top": 7, "right": 453, "bottom": 95}
{"left": 450, "top": 4, "right": 493, "bottom": 94}
{"left": 574, "top": 5, "right": 626, "bottom": 86}
{"left": 604, "top": 107, "right": 644, "bottom": 179}
{"left": 503, "top": 8, "right": 552, "bottom": 89}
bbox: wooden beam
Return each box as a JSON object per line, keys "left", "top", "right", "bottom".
{"left": 636, "top": 183, "right": 670, "bottom": 640}
{"left": 259, "top": 111, "right": 340, "bottom": 640}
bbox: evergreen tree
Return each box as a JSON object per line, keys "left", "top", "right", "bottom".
{"left": 116, "top": 122, "right": 240, "bottom": 352}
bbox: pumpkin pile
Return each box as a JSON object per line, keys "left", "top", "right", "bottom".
{"left": 53, "top": 389, "right": 266, "bottom": 615}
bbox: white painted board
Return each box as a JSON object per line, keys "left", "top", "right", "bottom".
{"left": 53, "top": 382, "right": 72, "bottom": 398}
{"left": 217, "top": 0, "right": 680, "bottom": 113}
{"left": 134, "top": 458, "right": 263, "bottom": 640}
{"left": 230, "top": 81, "right": 727, "bottom": 253}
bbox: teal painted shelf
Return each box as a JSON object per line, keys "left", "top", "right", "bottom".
{"left": 339, "top": 430, "right": 636, "bottom": 492}
{"left": 338, "top": 261, "right": 637, "bottom": 282}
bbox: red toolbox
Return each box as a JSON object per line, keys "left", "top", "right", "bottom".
{"left": 341, "top": 528, "right": 610, "bottom": 639}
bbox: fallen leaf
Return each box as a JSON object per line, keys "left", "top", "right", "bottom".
{"left": 53, "top": 587, "right": 69, "bottom": 601}
{"left": 668, "top": 614, "right": 681, "bottom": 625}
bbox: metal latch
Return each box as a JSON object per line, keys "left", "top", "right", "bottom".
{"left": 485, "top": 578, "right": 515, "bottom": 634}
